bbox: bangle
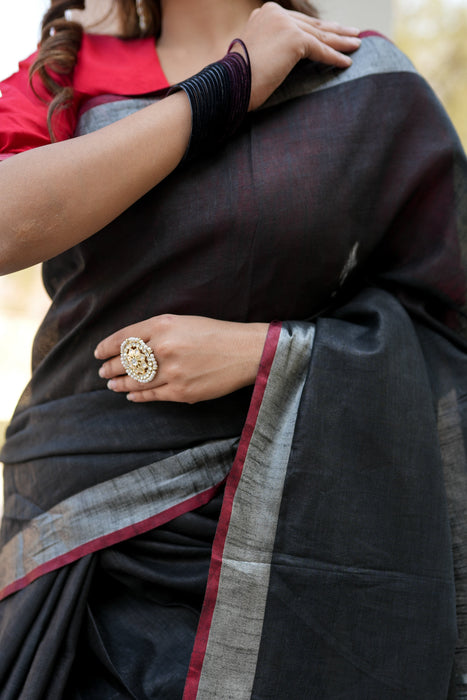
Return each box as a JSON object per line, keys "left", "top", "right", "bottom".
{"left": 169, "top": 39, "right": 251, "bottom": 161}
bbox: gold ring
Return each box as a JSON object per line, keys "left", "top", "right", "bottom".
{"left": 120, "top": 337, "right": 158, "bottom": 384}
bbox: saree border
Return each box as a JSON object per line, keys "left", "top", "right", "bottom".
{"left": 0, "top": 437, "right": 238, "bottom": 601}
{"left": 184, "top": 321, "right": 316, "bottom": 699}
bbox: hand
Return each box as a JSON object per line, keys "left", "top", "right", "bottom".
{"left": 95, "top": 314, "right": 269, "bottom": 404}
{"left": 241, "top": 2, "right": 361, "bottom": 110}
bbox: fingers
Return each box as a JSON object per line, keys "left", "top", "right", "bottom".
{"left": 94, "top": 320, "right": 153, "bottom": 360}
{"left": 292, "top": 14, "right": 360, "bottom": 42}
{"left": 107, "top": 373, "right": 162, "bottom": 395}
{"left": 286, "top": 5, "right": 360, "bottom": 35}
{"left": 289, "top": 21, "right": 360, "bottom": 68}
{"left": 95, "top": 314, "right": 183, "bottom": 402}
{"left": 304, "top": 35, "right": 357, "bottom": 69}
{"left": 98, "top": 355, "right": 126, "bottom": 380}
{"left": 298, "top": 17, "right": 360, "bottom": 37}
{"left": 99, "top": 353, "right": 166, "bottom": 397}
{"left": 127, "top": 385, "right": 171, "bottom": 403}
{"left": 97, "top": 335, "right": 162, "bottom": 391}
{"left": 293, "top": 16, "right": 361, "bottom": 57}
{"left": 307, "top": 29, "right": 362, "bottom": 53}
{"left": 95, "top": 324, "right": 159, "bottom": 397}
{"left": 99, "top": 357, "right": 190, "bottom": 405}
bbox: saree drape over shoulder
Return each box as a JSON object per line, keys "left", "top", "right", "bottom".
{"left": 1, "top": 34, "right": 467, "bottom": 699}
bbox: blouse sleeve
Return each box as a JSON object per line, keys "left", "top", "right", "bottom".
{"left": 0, "top": 52, "right": 77, "bottom": 161}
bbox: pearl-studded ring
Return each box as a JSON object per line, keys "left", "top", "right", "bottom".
{"left": 120, "top": 337, "right": 158, "bottom": 384}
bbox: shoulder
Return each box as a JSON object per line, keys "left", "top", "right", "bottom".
{"left": 0, "top": 33, "right": 169, "bottom": 160}
{"left": 346, "top": 31, "right": 417, "bottom": 82}
{"left": 0, "top": 52, "right": 69, "bottom": 159}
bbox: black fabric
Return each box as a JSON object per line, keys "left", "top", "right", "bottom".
{"left": 4, "top": 64, "right": 466, "bottom": 546}
{"left": 1, "top": 36, "right": 467, "bottom": 699}
{"left": 66, "top": 491, "right": 223, "bottom": 700}
{"left": 0, "top": 70, "right": 430, "bottom": 527}
{"left": 0, "top": 491, "right": 223, "bottom": 700}
{"left": 252, "top": 293, "right": 459, "bottom": 699}
{"left": 0, "top": 557, "right": 95, "bottom": 699}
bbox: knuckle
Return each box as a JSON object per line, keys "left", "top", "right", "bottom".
{"left": 315, "top": 28, "right": 326, "bottom": 43}
{"left": 169, "top": 364, "right": 183, "bottom": 382}
{"left": 299, "top": 41, "right": 309, "bottom": 60}
{"left": 171, "top": 385, "right": 186, "bottom": 402}
{"left": 171, "top": 378, "right": 196, "bottom": 404}
{"left": 263, "top": 2, "right": 283, "bottom": 20}
{"left": 159, "top": 313, "right": 177, "bottom": 327}
{"left": 155, "top": 339, "right": 171, "bottom": 358}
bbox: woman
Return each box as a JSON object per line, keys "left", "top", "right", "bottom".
{"left": 0, "top": 1, "right": 466, "bottom": 698}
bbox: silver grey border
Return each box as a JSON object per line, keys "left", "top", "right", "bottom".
{"left": 264, "top": 34, "right": 417, "bottom": 109}
{"left": 195, "top": 324, "right": 315, "bottom": 699}
{"left": 0, "top": 437, "right": 238, "bottom": 595}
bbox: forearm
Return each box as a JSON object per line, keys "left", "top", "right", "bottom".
{"left": 0, "top": 91, "right": 191, "bottom": 275}
{"left": 0, "top": 6, "right": 361, "bottom": 276}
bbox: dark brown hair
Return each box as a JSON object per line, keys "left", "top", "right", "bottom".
{"left": 30, "top": 0, "right": 317, "bottom": 139}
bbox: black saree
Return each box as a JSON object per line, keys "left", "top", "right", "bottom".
{"left": 1, "top": 33, "right": 467, "bottom": 699}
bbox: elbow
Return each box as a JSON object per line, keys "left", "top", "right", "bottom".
{"left": 0, "top": 227, "right": 38, "bottom": 276}
{"left": 0, "top": 261, "right": 22, "bottom": 276}
{"left": 0, "top": 231, "right": 19, "bottom": 275}
{"left": 0, "top": 240, "right": 16, "bottom": 276}
{"left": 0, "top": 257, "right": 22, "bottom": 277}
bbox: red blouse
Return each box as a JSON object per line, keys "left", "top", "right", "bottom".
{"left": 0, "top": 34, "right": 170, "bottom": 161}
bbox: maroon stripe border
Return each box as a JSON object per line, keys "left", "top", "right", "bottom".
{"left": 183, "top": 321, "right": 282, "bottom": 699}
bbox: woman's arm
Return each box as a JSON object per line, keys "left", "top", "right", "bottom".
{"left": 0, "top": 4, "right": 360, "bottom": 274}
{"left": 0, "top": 91, "right": 191, "bottom": 275}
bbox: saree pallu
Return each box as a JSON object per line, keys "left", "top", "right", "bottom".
{"left": 1, "top": 34, "right": 467, "bottom": 699}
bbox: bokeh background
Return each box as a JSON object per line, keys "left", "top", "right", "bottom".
{"left": 0, "top": 0, "right": 466, "bottom": 447}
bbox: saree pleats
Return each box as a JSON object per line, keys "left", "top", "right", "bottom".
{"left": 0, "top": 491, "right": 223, "bottom": 699}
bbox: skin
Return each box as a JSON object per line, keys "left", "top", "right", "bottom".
{"left": 1, "top": 0, "right": 361, "bottom": 403}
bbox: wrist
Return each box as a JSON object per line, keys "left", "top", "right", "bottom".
{"left": 168, "top": 39, "right": 251, "bottom": 161}
{"left": 239, "top": 322, "right": 269, "bottom": 385}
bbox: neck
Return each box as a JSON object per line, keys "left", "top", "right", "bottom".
{"left": 158, "top": 0, "right": 262, "bottom": 54}
{"left": 68, "top": 0, "right": 121, "bottom": 35}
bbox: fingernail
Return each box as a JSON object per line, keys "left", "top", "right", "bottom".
{"left": 127, "top": 393, "right": 135, "bottom": 401}
{"left": 107, "top": 380, "right": 116, "bottom": 390}
{"left": 98, "top": 367, "right": 105, "bottom": 378}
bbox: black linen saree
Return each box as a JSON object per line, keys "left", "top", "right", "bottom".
{"left": 1, "top": 33, "right": 466, "bottom": 699}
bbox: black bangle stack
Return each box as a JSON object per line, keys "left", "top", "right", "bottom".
{"left": 169, "top": 39, "right": 252, "bottom": 162}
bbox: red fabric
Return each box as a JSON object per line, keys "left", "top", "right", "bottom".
{"left": 0, "top": 34, "right": 169, "bottom": 161}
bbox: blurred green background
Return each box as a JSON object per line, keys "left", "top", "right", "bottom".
{"left": 396, "top": 0, "right": 467, "bottom": 147}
